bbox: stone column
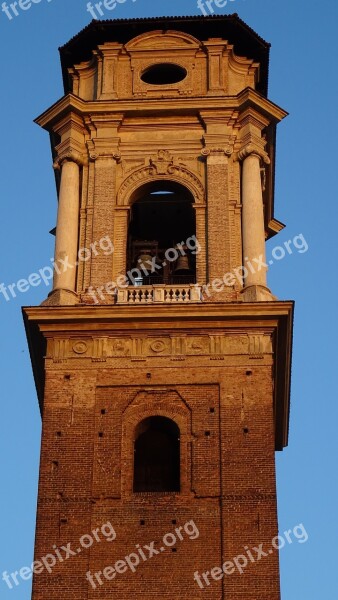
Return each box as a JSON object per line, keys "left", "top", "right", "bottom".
{"left": 241, "top": 152, "right": 267, "bottom": 287}
{"left": 240, "top": 150, "right": 274, "bottom": 301}
{"left": 52, "top": 157, "right": 80, "bottom": 301}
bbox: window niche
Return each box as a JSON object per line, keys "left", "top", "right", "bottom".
{"left": 127, "top": 182, "right": 196, "bottom": 286}
{"left": 133, "top": 416, "right": 180, "bottom": 493}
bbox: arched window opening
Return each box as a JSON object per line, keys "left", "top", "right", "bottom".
{"left": 127, "top": 182, "right": 196, "bottom": 285}
{"left": 133, "top": 416, "right": 180, "bottom": 493}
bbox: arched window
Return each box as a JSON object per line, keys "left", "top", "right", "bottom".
{"left": 127, "top": 181, "right": 196, "bottom": 285}
{"left": 133, "top": 416, "right": 180, "bottom": 493}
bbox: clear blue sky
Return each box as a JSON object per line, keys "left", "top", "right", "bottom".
{"left": 0, "top": 0, "right": 337, "bottom": 598}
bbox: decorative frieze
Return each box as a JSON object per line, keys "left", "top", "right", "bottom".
{"left": 48, "top": 333, "right": 273, "bottom": 363}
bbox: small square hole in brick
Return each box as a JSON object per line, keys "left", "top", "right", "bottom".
{"left": 172, "top": 548, "right": 177, "bottom": 552}
{"left": 243, "top": 427, "right": 249, "bottom": 434}
{"left": 101, "top": 409, "right": 107, "bottom": 415}
{"left": 99, "top": 432, "right": 104, "bottom": 438}
{"left": 172, "top": 519, "right": 177, "bottom": 524}
{"left": 140, "top": 520, "right": 145, "bottom": 525}
{"left": 64, "top": 375, "right": 71, "bottom": 380}
{"left": 56, "top": 431, "right": 62, "bottom": 437}
{"left": 210, "top": 407, "right": 215, "bottom": 413}
{"left": 205, "top": 431, "right": 211, "bottom": 437}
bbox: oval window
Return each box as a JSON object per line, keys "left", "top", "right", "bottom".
{"left": 141, "top": 63, "right": 187, "bottom": 85}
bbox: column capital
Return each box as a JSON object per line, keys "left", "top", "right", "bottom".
{"left": 201, "top": 147, "right": 232, "bottom": 158}
{"left": 201, "top": 133, "right": 236, "bottom": 159}
{"left": 53, "top": 150, "right": 88, "bottom": 170}
{"left": 236, "top": 143, "right": 270, "bottom": 165}
{"left": 88, "top": 151, "right": 121, "bottom": 163}
{"left": 86, "top": 133, "right": 122, "bottom": 163}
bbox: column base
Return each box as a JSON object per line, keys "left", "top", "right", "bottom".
{"left": 41, "top": 289, "right": 79, "bottom": 306}
{"left": 240, "top": 285, "right": 277, "bottom": 302}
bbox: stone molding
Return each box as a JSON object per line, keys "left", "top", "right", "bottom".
{"left": 46, "top": 333, "right": 273, "bottom": 363}
{"left": 117, "top": 150, "right": 205, "bottom": 205}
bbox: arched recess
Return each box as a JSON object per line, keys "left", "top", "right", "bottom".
{"left": 127, "top": 180, "right": 196, "bottom": 285}
{"left": 117, "top": 163, "right": 205, "bottom": 207}
{"left": 121, "top": 390, "right": 191, "bottom": 497}
{"left": 113, "top": 169, "right": 206, "bottom": 285}
{"left": 133, "top": 416, "right": 180, "bottom": 492}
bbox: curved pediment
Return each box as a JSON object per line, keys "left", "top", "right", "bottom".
{"left": 125, "top": 30, "right": 201, "bottom": 51}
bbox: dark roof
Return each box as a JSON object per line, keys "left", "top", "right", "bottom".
{"left": 59, "top": 14, "right": 270, "bottom": 96}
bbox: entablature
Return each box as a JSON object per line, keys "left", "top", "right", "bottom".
{"left": 23, "top": 301, "right": 294, "bottom": 451}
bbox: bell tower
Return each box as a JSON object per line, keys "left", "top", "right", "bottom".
{"left": 24, "top": 15, "right": 294, "bottom": 600}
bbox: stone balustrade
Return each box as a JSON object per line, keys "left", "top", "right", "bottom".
{"left": 117, "top": 285, "right": 202, "bottom": 304}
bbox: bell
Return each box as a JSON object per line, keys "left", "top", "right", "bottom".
{"left": 174, "top": 255, "right": 191, "bottom": 273}
{"left": 137, "top": 252, "right": 153, "bottom": 272}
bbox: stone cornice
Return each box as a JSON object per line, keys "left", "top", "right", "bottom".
{"left": 237, "top": 88, "right": 288, "bottom": 122}
{"left": 35, "top": 90, "right": 288, "bottom": 132}
{"left": 267, "top": 218, "right": 286, "bottom": 238}
{"left": 23, "top": 301, "right": 293, "bottom": 328}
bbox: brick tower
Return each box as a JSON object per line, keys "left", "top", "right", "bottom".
{"left": 24, "top": 15, "right": 294, "bottom": 600}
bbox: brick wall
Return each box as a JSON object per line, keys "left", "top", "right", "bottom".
{"left": 32, "top": 346, "right": 280, "bottom": 600}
